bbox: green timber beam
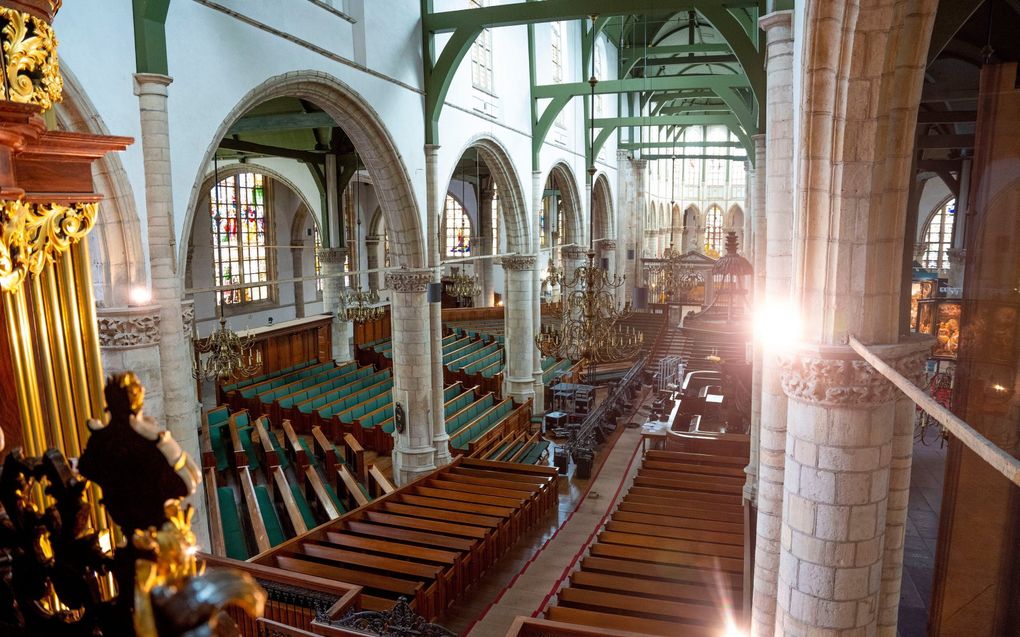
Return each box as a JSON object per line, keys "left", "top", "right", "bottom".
{"left": 534, "top": 74, "right": 749, "bottom": 99}
{"left": 638, "top": 154, "right": 747, "bottom": 161}
{"left": 425, "top": 0, "right": 758, "bottom": 34}
{"left": 424, "top": 0, "right": 763, "bottom": 145}
{"left": 227, "top": 112, "right": 338, "bottom": 135}
{"left": 620, "top": 43, "right": 733, "bottom": 58}
{"left": 619, "top": 141, "right": 743, "bottom": 149}
{"left": 133, "top": 0, "right": 171, "bottom": 75}
{"left": 596, "top": 114, "right": 752, "bottom": 159}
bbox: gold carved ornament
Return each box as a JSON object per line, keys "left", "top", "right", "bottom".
{"left": 0, "top": 6, "right": 63, "bottom": 110}
{"left": 0, "top": 200, "right": 98, "bottom": 292}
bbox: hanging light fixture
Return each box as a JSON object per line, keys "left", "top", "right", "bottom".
{"left": 448, "top": 269, "right": 481, "bottom": 303}
{"left": 536, "top": 15, "right": 644, "bottom": 381}
{"left": 339, "top": 285, "right": 384, "bottom": 323}
{"left": 193, "top": 154, "right": 262, "bottom": 381}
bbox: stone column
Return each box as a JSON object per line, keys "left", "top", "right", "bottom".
{"left": 133, "top": 73, "right": 206, "bottom": 545}
{"left": 531, "top": 170, "right": 545, "bottom": 412}
{"left": 318, "top": 247, "right": 353, "bottom": 362}
{"left": 502, "top": 256, "right": 537, "bottom": 405}
{"left": 746, "top": 134, "right": 767, "bottom": 503}
{"left": 385, "top": 268, "right": 437, "bottom": 485}
{"left": 632, "top": 160, "right": 648, "bottom": 292}
{"left": 751, "top": 12, "right": 795, "bottom": 636}
{"left": 877, "top": 394, "right": 916, "bottom": 635}
{"left": 424, "top": 145, "right": 452, "bottom": 468}
{"left": 364, "top": 235, "right": 381, "bottom": 291}
{"left": 599, "top": 239, "right": 617, "bottom": 280}
{"left": 476, "top": 182, "right": 495, "bottom": 307}
{"left": 562, "top": 246, "right": 588, "bottom": 284}
{"left": 775, "top": 343, "right": 928, "bottom": 636}
{"left": 614, "top": 150, "right": 633, "bottom": 306}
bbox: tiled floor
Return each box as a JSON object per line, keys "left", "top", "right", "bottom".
{"left": 898, "top": 437, "right": 947, "bottom": 637}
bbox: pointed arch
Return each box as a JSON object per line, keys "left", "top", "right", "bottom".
{"left": 542, "top": 162, "right": 584, "bottom": 247}
{"left": 181, "top": 70, "right": 424, "bottom": 287}
{"left": 592, "top": 172, "right": 614, "bottom": 243}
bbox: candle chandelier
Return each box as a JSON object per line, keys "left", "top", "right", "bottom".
{"left": 193, "top": 312, "right": 262, "bottom": 382}
{"left": 544, "top": 259, "right": 562, "bottom": 290}
{"left": 339, "top": 286, "right": 385, "bottom": 323}
{"left": 448, "top": 270, "right": 481, "bottom": 302}
{"left": 536, "top": 15, "right": 644, "bottom": 379}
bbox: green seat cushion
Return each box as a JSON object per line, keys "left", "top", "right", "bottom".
{"left": 254, "top": 485, "right": 286, "bottom": 547}
{"left": 217, "top": 488, "right": 247, "bottom": 560}
{"left": 238, "top": 427, "right": 261, "bottom": 470}
{"left": 290, "top": 483, "right": 317, "bottom": 530}
{"left": 323, "top": 481, "right": 347, "bottom": 515}
{"left": 210, "top": 423, "right": 230, "bottom": 472}
{"left": 299, "top": 438, "right": 317, "bottom": 466}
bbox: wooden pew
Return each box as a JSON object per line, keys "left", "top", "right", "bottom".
{"left": 252, "top": 416, "right": 280, "bottom": 470}
{"left": 311, "top": 425, "right": 337, "bottom": 475}
{"left": 342, "top": 433, "right": 367, "bottom": 484}
{"left": 367, "top": 465, "right": 396, "bottom": 499}
{"left": 274, "top": 554, "right": 426, "bottom": 617}
{"left": 272, "top": 467, "right": 308, "bottom": 536}
{"left": 336, "top": 464, "right": 370, "bottom": 511}
{"left": 304, "top": 465, "right": 341, "bottom": 521}
{"left": 238, "top": 466, "right": 272, "bottom": 556}
{"left": 228, "top": 412, "right": 247, "bottom": 468}
{"left": 200, "top": 420, "right": 216, "bottom": 470}
{"left": 281, "top": 419, "right": 309, "bottom": 470}
{"left": 203, "top": 467, "right": 226, "bottom": 556}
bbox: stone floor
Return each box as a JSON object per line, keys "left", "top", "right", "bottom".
{"left": 897, "top": 436, "right": 948, "bottom": 637}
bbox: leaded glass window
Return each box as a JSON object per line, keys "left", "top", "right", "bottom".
{"left": 210, "top": 172, "right": 271, "bottom": 305}
{"left": 705, "top": 204, "right": 724, "bottom": 255}
{"left": 922, "top": 198, "right": 956, "bottom": 270}
{"left": 444, "top": 195, "right": 472, "bottom": 257}
{"left": 470, "top": 0, "right": 494, "bottom": 93}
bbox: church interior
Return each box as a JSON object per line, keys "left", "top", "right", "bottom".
{"left": 0, "top": 1, "right": 1018, "bottom": 636}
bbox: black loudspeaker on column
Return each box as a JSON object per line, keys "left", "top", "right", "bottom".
{"left": 427, "top": 282, "right": 443, "bottom": 303}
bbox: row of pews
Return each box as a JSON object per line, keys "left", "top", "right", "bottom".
{"left": 539, "top": 449, "right": 749, "bottom": 637}
{"left": 251, "top": 457, "right": 559, "bottom": 621}
{"left": 201, "top": 405, "right": 394, "bottom": 561}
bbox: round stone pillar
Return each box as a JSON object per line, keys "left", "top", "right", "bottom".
{"left": 501, "top": 255, "right": 537, "bottom": 405}
{"left": 752, "top": 11, "right": 796, "bottom": 635}
{"left": 746, "top": 134, "right": 766, "bottom": 503}
{"left": 774, "top": 342, "right": 928, "bottom": 636}
{"left": 385, "top": 268, "right": 437, "bottom": 485}
{"left": 318, "top": 247, "right": 353, "bottom": 363}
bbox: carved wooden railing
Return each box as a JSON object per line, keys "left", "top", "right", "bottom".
{"left": 201, "top": 555, "right": 361, "bottom": 635}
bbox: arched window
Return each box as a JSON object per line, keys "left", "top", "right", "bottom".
{"left": 444, "top": 195, "right": 472, "bottom": 256}
{"left": 704, "top": 204, "right": 724, "bottom": 255}
{"left": 469, "top": 0, "right": 494, "bottom": 92}
{"left": 210, "top": 172, "right": 271, "bottom": 305}
{"left": 922, "top": 198, "right": 956, "bottom": 270}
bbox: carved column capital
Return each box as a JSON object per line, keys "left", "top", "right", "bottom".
{"left": 599, "top": 239, "right": 617, "bottom": 251}
{"left": 562, "top": 247, "right": 589, "bottom": 261}
{"left": 96, "top": 305, "right": 162, "bottom": 349}
{"left": 779, "top": 337, "right": 933, "bottom": 408}
{"left": 181, "top": 299, "right": 195, "bottom": 336}
{"left": 385, "top": 267, "right": 432, "bottom": 293}
{"left": 317, "top": 247, "right": 348, "bottom": 265}
{"left": 500, "top": 255, "right": 536, "bottom": 271}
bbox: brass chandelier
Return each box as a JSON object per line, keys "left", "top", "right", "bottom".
{"left": 339, "top": 286, "right": 385, "bottom": 323}
{"left": 535, "top": 15, "right": 643, "bottom": 378}
{"left": 192, "top": 314, "right": 262, "bottom": 381}
{"left": 447, "top": 270, "right": 481, "bottom": 302}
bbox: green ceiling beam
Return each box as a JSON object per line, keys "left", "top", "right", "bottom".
{"left": 425, "top": 0, "right": 758, "bottom": 34}
{"left": 619, "top": 141, "right": 743, "bottom": 149}
{"left": 596, "top": 114, "right": 737, "bottom": 128}
{"left": 534, "top": 74, "right": 749, "bottom": 99}
{"left": 132, "top": 0, "right": 171, "bottom": 75}
{"left": 638, "top": 153, "right": 747, "bottom": 161}
{"left": 227, "top": 111, "right": 337, "bottom": 135}
{"left": 621, "top": 43, "right": 733, "bottom": 58}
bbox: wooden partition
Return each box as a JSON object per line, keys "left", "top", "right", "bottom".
{"left": 352, "top": 306, "right": 391, "bottom": 346}
{"left": 441, "top": 305, "right": 505, "bottom": 322}
{"left": 210, "top": 315, "right": 333, "bottom": 402}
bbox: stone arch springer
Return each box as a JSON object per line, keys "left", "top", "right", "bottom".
{"left": 179, "top": 70, "right": 425, "bottom": 291}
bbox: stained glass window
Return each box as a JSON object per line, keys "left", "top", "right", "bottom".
{"left": 705, "top": 204, "right": 724, "bottom": 255}
{"left": 922, "top": 198, "right": 956, "bottom": 270}
{"left": 210, "top": 172, "right": 271, "bottom": 305}
{"left": 469, "top": 0, "right": 494, "bottom": 93}
{"left": 444, "top": 195, "right": 472, "bottom": 257}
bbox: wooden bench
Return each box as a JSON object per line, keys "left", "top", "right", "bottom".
{"left": 311, "top": 425, "right": 337, "bottom": 475}
{"left": 281, "top": 419, "right": 309, "bottom": 471}
{"left": 367, "top": 465, "right": 396, "bottom": 498}
{"left": 336, "top": 464, "right": 370, "bottom": 511}
{"left": 304, "top": 465, "right": 341, "bottom": 521}
{"left": 343, "top": 433, "right": 367, "bottom": 484}
{"left": 238, "top": 466, "right": 272, "bottom": 556}
{"left": 271, "top": 467, "right": 308, "bottom": 536}
{"left": 228, "top": 412, "right": 247, "bottom": 468}
{"left": 203, "top": 467, "right": 226, "bottom": 556}
{"left": 252, "top": 416, "right": 280, "bottom": 470}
